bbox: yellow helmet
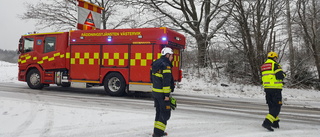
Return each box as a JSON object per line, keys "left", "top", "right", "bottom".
{"left": 267, "top": 51, "right": 278, "bottom": 58}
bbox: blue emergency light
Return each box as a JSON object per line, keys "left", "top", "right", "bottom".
{"left": 107, "top": 36, "right": 112, "bottom": 42}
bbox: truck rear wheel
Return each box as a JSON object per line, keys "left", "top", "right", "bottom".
{"left": 103, "top": 72, "right": 126, "bottom": 96}
{"left": 61, "top": 82, "right": 71, "bottom": 87}
{"left": 27, "top": 69, "right": 44, "bottom": 89}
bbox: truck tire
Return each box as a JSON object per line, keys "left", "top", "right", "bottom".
{"left": 103, "top": 72, "right": 126, "bottom": 96}
{"left": 27, "top": 69, "right": 44, "bottom": 89}
{"left": 61, "top": 82, "right": 71, "bottom": 87}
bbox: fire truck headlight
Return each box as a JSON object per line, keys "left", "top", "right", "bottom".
{"left": 162, "top": 37, "right": 167, "bottom": 41}
{"left": 72, "top": 39, "right": 76, "bottom": 42}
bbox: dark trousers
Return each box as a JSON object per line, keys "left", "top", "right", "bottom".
{"left": 152, "top": 92, "right": 171, "bottom": 136}
{"left": 265, "top": 89, "right": 282, "bottom": 121}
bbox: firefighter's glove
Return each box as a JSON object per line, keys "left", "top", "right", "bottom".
{"left": 170, "top": 97, "right": 177, "bottom": 110}
{"left": 171, "top": 85, "right": 175, "bottom": 93}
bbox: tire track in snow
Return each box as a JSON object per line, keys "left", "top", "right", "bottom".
{"left": 175, "top": 94, "right": 320, "bottom": 125}
{"left": 10, "top": 93, "right": 39, "bottom": 137}
{"left": 39, "top": 99, "right": 54, "bottom": 137}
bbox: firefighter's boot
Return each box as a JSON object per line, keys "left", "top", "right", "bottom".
{"left": 262, "top": 118, "right": 274, "bottom": 131}
{"left": 152, "top": 132, "right": 167, "bottom": 137}
{"left": 152, "top": 134, "right": 162, "bottom": 137}
{"left": 272, "top": 120, "right": 280, "bottom": 128}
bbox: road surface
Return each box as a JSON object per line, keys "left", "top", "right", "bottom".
{"left": 0, "top": 82, "right": 319, "bottom": 137}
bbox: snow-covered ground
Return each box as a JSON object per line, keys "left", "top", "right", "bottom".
{"left": 0, "top": 61, "right": 319, "bottom": 137}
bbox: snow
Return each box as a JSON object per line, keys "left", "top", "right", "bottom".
{"left": 179, "top": 69, "right": 320, "bottom": 109}
{"left": 0, "top": 61, "right": 319, "bottom": 137}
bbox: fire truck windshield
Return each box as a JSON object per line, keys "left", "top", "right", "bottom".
{"left": 23, "top": 38, "right": 34, "bottom": 53}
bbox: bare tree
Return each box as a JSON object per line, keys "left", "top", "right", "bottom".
{"left": 124, "top": 0, "right": 234, "bottom": 68}
{"left": 296, "top": 0, "right": 320, "bottom": 80}
{"left": 20, "top": 0, "right": 132, "bottom": 31}
{"left": 20, "top": 0, "right": 77, "bottom": 31}
{"left": 225, "top": 0, "right": 286, "bottom": 84}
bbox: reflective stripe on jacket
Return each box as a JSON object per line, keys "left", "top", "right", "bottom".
{"left": 261, "top": 59, "right": 284, "bottom": 89}
{"left": 151, "top": 56, "right": 173, "bottom": 96}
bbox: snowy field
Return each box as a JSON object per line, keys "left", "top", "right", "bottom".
{"left": 0, "top": 61, "right": 319, "bottom": 137}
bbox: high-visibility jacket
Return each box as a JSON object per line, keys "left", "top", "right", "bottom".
{"left": 261, "top": 59, "right": 286, "bottom": 89}
{"left": 151, "top": 56, "right": 174, "bottom": 97}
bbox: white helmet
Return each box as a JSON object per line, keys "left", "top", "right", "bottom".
{"left": 161, "top": 47, "right": 173, "bottom": 55}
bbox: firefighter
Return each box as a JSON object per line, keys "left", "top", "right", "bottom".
{"left": 151, "top": 47, "right": 175, "bottom": 137}
{"left": 261, "top": 51, "right": 286, "bottom": 131}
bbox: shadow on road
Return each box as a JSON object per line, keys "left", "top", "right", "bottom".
{"left": 41, "top": 85, "right": 154, "bottom": 100}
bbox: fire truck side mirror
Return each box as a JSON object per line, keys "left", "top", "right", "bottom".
{"left": 18, "top": 37, "right": 23, "bottom": 54}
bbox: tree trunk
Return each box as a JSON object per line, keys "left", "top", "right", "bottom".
{"left": 313, "top": 51, "right": 320, "bottom": 80}
{"left": 196, "top": 35, "right": 208, "bottom": 68}
{"left": 102, "top": 10, "right": 107, "bottom": 29}
{"left": 101, "top": 0, "right": 107, "bottom": 29}
{"left": 243, "top": 16, "right": 260, "bottom": 84}
{"left": 286, "top": 0, "right": 295, "bottom": 81}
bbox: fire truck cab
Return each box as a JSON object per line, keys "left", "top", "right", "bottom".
{"left": 18, "top": 27, "right": 185, "bottom": 96}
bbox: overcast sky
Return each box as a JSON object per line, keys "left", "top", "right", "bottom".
{"left": 0, "top": 0, "right": 46, "bottom": 51}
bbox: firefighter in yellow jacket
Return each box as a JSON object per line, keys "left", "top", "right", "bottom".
{"left": 261, "top": 51, "right": 286, "bottom": 131}
{"left": 151, "top": 47, "right": 175, "bottom": 137}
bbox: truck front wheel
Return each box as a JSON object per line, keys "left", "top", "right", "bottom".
{"left": 103, "top": 72, "right": 126, "bottom": 96}
{"left": 27, "top": 69, "right": 44, "bottom": 89}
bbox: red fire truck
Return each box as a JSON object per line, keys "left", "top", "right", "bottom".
{"left": 18, "top": 27, "right": 185, "bottom": 96}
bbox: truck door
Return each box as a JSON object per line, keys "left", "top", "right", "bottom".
{"left": 129, "top": 44, "right": 153, "bottom": 82}
{"left": 69, "top": 45, "right": 101, "bottom": 81}
{"left": 39, "top": 35, "right": 59, "bottom": 69}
